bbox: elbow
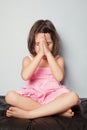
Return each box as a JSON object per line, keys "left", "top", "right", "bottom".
{"left": 56, "top": 74, "right": 64, "bottom": 82}
{"left": 22, "top": 77, "right": 29, "bottom": 81}
{"left": 21, "top": 75, "right": 28, "bottom": 81}
{"left": 21, "top": 72, "right": 30, "bottom": 81}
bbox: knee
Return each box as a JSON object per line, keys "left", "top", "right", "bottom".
{"left": 70, "top": 91, "right": 79, "bottom": 105}
{"left": 5, "top": 91, "right": 17, "bottom": 104}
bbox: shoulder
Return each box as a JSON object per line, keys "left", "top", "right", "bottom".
{"left": 56, "top": 55, "right": 64, "bottom": 66}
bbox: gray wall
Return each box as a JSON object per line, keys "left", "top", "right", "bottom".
{"left": 0, "top": 0, "right": 87, "bottom": 97}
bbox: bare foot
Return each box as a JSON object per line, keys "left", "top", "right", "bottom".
{"left": 60, "top": 109, "right": 74, "bottom": 117}
{"left": 6, "top": 107, "right": 29, "bottom": 119}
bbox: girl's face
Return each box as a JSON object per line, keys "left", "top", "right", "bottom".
{"left": 35, "top": 33, "right": 53, "bottom": 54}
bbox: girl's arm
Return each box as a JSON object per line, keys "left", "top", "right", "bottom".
{"left": 46, "top": 52, "right": 64, "bottom": 82}
{"left": 43, "top": 40, "right": 64, "bottom": 82}
{"left": 21, "top": 39, "right": 45, "bottom": 81}
{"left": 21, "top": 53, "right": 43, "bottom": 80}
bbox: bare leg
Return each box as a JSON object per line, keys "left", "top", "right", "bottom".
{"left": 6, "top": 92, "right": 79, "bottom": 119}
{"left": 5, "top": 91, "right": 41, "bottom": 111}
{"left": 28, "top": 92, "right": 79, "bottom": 119}
{"left": 6, "top": 107, "right": 74, "bottom": 118}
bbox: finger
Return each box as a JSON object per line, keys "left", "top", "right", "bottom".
{"left": 39, "top": 42, "right": 43, "bottom": 49}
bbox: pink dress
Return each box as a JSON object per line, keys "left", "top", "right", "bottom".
{"left": 17, "top": 67, "right": 70, "bottom": 104}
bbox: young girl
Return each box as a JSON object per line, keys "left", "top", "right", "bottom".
{"left": 5, "top": 19, "right": 79, "bottom": 119}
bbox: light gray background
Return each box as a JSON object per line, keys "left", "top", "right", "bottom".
{"left": 0, "top": 0, "right": 87, "bottom": 97}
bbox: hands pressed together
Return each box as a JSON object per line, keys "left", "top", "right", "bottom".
{"left": 35, "top": 33, "right": 53, "bottom": 58}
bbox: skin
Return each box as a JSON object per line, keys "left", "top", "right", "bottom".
{"left": 5, "top": 33, "right": 79, "bottom": 119}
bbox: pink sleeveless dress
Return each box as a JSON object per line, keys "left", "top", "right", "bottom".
{"left": 17, "top": 67, "right": 70, "bottom": 104}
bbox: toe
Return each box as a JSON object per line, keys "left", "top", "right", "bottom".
{"left": 9, "top": 107, "right": 14, "bottom": 111}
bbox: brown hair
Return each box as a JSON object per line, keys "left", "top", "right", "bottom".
{"left": 27, "top": 19, "right": 60, "bottom": 56}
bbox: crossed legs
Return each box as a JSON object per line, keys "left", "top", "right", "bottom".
{"left": 5, "top": 91, "right": 79, "bottom": 119}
